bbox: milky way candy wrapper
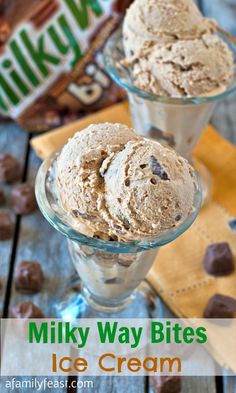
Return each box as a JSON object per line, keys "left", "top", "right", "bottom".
{"left": 0, "top": 0, "right": 132, "bottom": 132}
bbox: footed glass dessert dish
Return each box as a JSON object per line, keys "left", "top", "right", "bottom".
{"left": 103, "top": 29, "right": 236, "bottom": 203}
{"left": 35, "top": 154, "right": 202, "bottom": 318}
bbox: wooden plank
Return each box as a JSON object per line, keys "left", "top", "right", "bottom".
{"left": 8, "top": 146, "right": 75, "bottom": 316}
{"left": 76, "top": 284, "right": 152, "bottom": 392}
{"left": 224, "top": 377, "right": 236, "bottom": 393}
{"left": 148, "top": 290, "right": 217, "bottom": 393}
{"left": 0, "top": 122, "right": 28, "bottom": 316}
{"left": 76, "top": 377, "right": 146, "bottom": 393}
{"left": 3, "top": 146, "right": 72, "bottom": 392}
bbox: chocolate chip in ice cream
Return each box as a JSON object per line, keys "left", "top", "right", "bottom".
{"left": 72, "top": 210, "right": 95, "bottom": 220}
{"left": 15, "top": 261, "right": 44, "bottom": 294}
{"left": 175, "top": 214, "right": 182, "bottom": 222}
{"left": 104, "top": 277, "right": 124, "bottom": 285}
{"left": 109, "top": 235, "right": 119, "bottom": 242}
{"left": 150, "top": 156, "right": 170, "bottom": 181}
{"left": 121, "top": 217, "right": 131, "bottom": 230}
{"left": 147, "top": 126, "right": 176, "bottom": 147}
{"left": 11, "top": 301, "right": 44, "bottom": 319}
{"left": 11, "top": 183, "right": 38, "bottom": 215}
{"left": 203, "top": 294, "right": 236, "bottom": 319}
{"left": 203, "top": 242, "right": 235, "bottom": 276}
{"left": 0, "top": 154, "right": 21, "bottom": 184}
{"left": 0, "top": 211, "right": 12, "bottom": 240}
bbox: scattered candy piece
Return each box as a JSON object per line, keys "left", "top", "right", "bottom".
{"left": 11, "top": 301, "right": 44, "bottom": 318}
{"left": 0, "top": 154, "right": 21, "bottom": 184}
{"left": 0, "top": 211, "right": 12, "bottom": 240}
{"left": 15, "top": 261, "right": 44, "bottom": 294}
{"left": 204, "top": 294, "right": 236, "bottom": 319}
{"left": 11, "top": 183, "right": 38, "bottom": 215}
{"left": 203, "top": 242, "right": 234, "bottom": 276}
{"left": 150, "top": 376, "right": 182, "bottom": 393}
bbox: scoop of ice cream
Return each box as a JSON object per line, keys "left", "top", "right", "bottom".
{"left": 130, "top": 34, "right": 234, "bottom": 97}
{"left": 100, "top": 139, "right": 196, "bottom": 241}
{"left": 122, "top": 0, "right": 233, "bottom": 97}
{"left": 56, "top": 123, "right": 197, "bottom": 242}
{"left": 56, "top": 123, "right": 140, "bottom": 239}
{"left": 123, "top": 0, "right": 216, "bottom": 58}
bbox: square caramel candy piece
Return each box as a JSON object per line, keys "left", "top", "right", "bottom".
{"left": 204, "top": 294, "right": 236, "bottom": 319}
{"left": 0, "top": 154, "right": 21, "bottom": 184}
{"left": 0, "top": 211, "right": 12, "bottom": 240}
{"left": 150, "top": 376, "right": 182, "bottom": 393}
{"left": 11, "top": 301, "right": 44, "bottom": 319}
{"left": 11, "top": 183, "right": 38, "bottom": 215}
{"left": 203, "top": 242, "right": 234, "bottom": 276}
{"left": 15, "top": 261, "right": 44, "bottom": 294}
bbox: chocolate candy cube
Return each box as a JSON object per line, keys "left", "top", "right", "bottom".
{"left": 0, "top": 188, "right": 5, "bottom": 205}
{"left": 203, "top": 242, "right": 234, "bottom": 276}
{"left": 11, "top": 301, "right": 44, "bottom": 319}
{"left": 204, "top": 294, "right": 236, "bottom": 319}
{"left": 0, "top": 154, "right": 21, "bottom": 183}
{"left": 151, "top": 376, "right": 182, "bottom": 393}
{"left": 0, "top": 211, "right": 12, "bottom": 240}
{"left": 15, "top": 261, "right": 44, "bottom": 294}
{"left": 11, "top": 183, "right": 37, "bottom": 215}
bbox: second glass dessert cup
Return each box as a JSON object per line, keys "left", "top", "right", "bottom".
{"left": 103, "top": 29, "right": 236, "bottom": 203}
{"left": 35, "top": 153, "right": 202, "bottom": 318}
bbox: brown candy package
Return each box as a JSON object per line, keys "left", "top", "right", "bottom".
{"left": 0, "top": 0, "right": 132, "bottom": 132}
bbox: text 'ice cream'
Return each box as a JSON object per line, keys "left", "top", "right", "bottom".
{"left": 56, "top": 123, "right": 197, "bottom": 242}
{"left": 122, "top": 0, "right": 234, "bottom": 97}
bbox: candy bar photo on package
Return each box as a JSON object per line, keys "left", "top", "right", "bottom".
{"left": 0, "top": 0, "right": 130, "bottom": 131}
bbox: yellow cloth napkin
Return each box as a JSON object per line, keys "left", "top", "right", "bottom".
{"left": 31, "top": 102, "right": 133, "bottom": 159}
{"left": 148, "top": 127, "right": 236, "bottom": 373}
{"left": 32, "top": 102, "right": 236, "bottom": 370}
{"left": 148, "top": 126, "right": 236, "bottom": 319}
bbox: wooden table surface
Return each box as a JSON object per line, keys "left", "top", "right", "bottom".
{"left": 0, "top": 109, "right": 236, "bottom": 393}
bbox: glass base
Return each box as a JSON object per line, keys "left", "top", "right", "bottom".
{"left": 193, "top": 158, "right": 212, "bottom": 206}
{"left": 55, "top": 278, "right": 156, "bottom": 319}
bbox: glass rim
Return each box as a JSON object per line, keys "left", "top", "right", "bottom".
{"left": 103, "top": 28, "right": 236, "bottom": 106}
{"left": 35, "top": 153, "right": 202, "bottom": 254}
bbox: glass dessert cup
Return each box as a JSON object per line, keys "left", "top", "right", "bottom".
{"left": 35, "top": 153, "right": 202, "bottom": 318}
{"left": 103, "top": 29, "right": 236, "bottom": 204}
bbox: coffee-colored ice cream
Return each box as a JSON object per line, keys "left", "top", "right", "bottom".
{"left": 123, "top": 0, "right": 216, "bottom": 57}
{"left": 56, "top": 123, "right": 197, "bottom": 242}
{"left": 130, "top": 34, "right": 233, "bottom": 97}
{"left": 123, "top": 0, "right": 234, "bottom": 97}
{"left": 56, "top": 123, "right": 139, "bottom": 239}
